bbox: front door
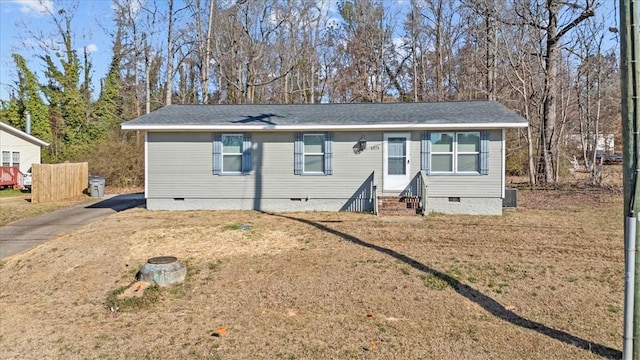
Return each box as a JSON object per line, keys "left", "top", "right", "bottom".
{"left": 383, "top": 133, "right": 411, "bottom": 191}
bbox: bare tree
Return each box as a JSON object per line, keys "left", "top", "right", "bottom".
{"left": 187, "top": 0, "right": 216, "bottom": 104}
{"left": 334, "top": 0, "right": 394, "bottom": 102}
{"left": 512, "top": 0, "right": 597, "bottom": 183}
{"left": 499, "top": 14, "right": 545, "bottom": 184}
{"left": 571, "top": 17, "right": 619, "bottom": 183}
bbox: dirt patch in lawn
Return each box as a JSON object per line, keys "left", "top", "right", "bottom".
{"left": 0, "top": 190, "right": 623, "bottom": 359}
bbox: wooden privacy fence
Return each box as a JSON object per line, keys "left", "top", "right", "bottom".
{"left": 31, "top": 162, "right": 89, "bottom": 203}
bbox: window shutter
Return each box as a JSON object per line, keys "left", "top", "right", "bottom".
{"left": 480, "top": 130, "right": 489, "bottom": 175}
{"left": 294, "top": 132, "right": 303, "bottom": 175}
{"left": 242, "top": 133, "right": 252, "bottom": 174}
{"left": 324, "top": 132, "right": 333, "bottom": 175}
{"left": 212, "top": 133, "right": 222, "bottom": 175}
{"left": 421, "top": 131, "right": 431, "bottom": 175}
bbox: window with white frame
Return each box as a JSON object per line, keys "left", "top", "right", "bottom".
{"left": 430, "top": 132, "right": 454, "bottom": 172}
{"left": 1, "top": 151, "right": 20, "bottom": 168}
{"left": 455, "top": 132, "right": 480, "bottom": 172}
{"left": 294, "top": 132, "right": 333, "bottom": 175}
{"left": 221, "top": 134, "right": 243, "bottom": 173}
{"left": 212, "top": 133, "right": 252, "bottom": 175}
{"left": 303, "top": 134, "right": 325, "bottom": 173}
{"left": 425, "top": 131, "right": 486, "bottom": 174}
{"left": 1, "top": 151, "right": 10, "bottom": 167}
{"left": 11, "top": 152, "right": 20, "bottom": 169}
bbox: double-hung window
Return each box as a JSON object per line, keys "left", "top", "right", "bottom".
{"left": 294, "top": 132, "right": 333, "bottom": 175}
{"left": 303, "top": 134, "right": 325, "bottom": 173}
{"left": 422, "top": 131, "right": 489, "bottom": 175}
{"left": 2, "top": 151, "right": 19, "bottom": 168}
{"left": 1, "top": 151, "right": 10, "bottom": 167}
{"left": 213, "top": 133, "right": 252, "bottom": 175}
{"left": 12, "top": 152, "right": 20, "bottom": 169}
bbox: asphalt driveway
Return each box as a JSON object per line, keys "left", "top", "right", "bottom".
{"left": 0, "top": 193, "right": 145, "bottom": 260}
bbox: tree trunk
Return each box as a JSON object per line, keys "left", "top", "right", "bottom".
{"left": 537, "top": 1, "right": 595, "bottom": 184}
{"left": 485, "top": 1, "right": 496, "bottom": 101}
{"left": 165, "top": 0, "right": 174, "bottom": 106}
{"left": 540, "top": 7, "right": 558, "bottom": 183}
{"left": 435, "top": 0, "right": 444, "bottom": 101}
{"left": 202, "top": 0, "right": 215, "bottom": 104}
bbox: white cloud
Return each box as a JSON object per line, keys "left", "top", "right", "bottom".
{"left": 85, "top": 44, "right": 98, "bottom": 53}
{"left": 111, "top": 0, "right": 142, "bottom": 18}
{"left": 316, "top": 0, "right": 338, "bottom": 15}
{"left": 13, "top": 0, "right": 53, "bottom": 16}
{"left": 393, "top": 36, "right": 409, "bottom": 60}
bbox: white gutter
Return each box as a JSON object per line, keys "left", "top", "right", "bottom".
{"left": 122, "top": 122, "right": 529, "bottom": 132}
{"left": 502, "top": 128, "right": 506, "bottom": 199}
{"left": 0, "top": 122, "right": 50, "bottom": 147}
{"left": 144, "top": 132, "right": 148, "bottom": 199}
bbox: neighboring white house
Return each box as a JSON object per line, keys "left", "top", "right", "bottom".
{"left": 567, "top": 133, "right": 616, "bottom": 153}
{"left": 0, "top": 122, "right": 49, "bottom": 175}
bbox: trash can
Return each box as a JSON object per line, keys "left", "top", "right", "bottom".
{"left": 89, "top": 176, "right": 105, "bottom": 197}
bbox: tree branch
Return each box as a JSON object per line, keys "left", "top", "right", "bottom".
{"left": 554, "top": 5, "right": 596, "bottom": 41}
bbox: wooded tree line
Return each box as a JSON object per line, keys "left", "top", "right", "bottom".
{"left": 0, "top": 0, "right": 620, "bottom": 187}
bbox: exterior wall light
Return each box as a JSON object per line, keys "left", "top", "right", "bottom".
{"left": 353, "top": 136, "right": 367, "bottom": 154}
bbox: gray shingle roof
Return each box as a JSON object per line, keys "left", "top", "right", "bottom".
{"left": 121, "top": 101, "right": 528, "bottom": 130}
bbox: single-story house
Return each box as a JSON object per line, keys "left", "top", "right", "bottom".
{"left": 0, "top": 121, "right": 49, "bottom": 175}
{"left": 121, "top": 101, "right": 528, "bottom": 215}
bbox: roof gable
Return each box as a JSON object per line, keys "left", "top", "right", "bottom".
{"left": 0, "top": 122, "right": 49, "bottom": 147}
{"left": 121, "top": 101, "right": 528, "bottom": 131}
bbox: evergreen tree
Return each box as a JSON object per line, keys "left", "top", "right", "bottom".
{"left": 94, "top": 25, "right": 124, "bottom": 130}
{"left": 40, "top": 8, "right": 97, "bottom": 154}
{"left": 0, "top": 55, "right": 51, "bottom": 144}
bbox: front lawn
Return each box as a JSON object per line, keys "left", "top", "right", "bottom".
{"left": 0, "top": 189, "right": 623, "bottom": 359}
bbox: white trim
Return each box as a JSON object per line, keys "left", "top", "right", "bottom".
{"left": 456, "top": 131, "right": 481, "bottom": 174}
{"left": 302, "top": 133, "right": 325, "bottom": 174}
{"left": 221, "top": 133, "right": 244, "bottom": 174}
{"left": 121, "top": 122, "right": 529, "bottom": 132}
{"left": 430, "top": 131, "right": 481, "bottom": 174}
{"left": 0, "top": 122, "right": 49, "bottom": 147}
{"left": 383, "top": 133, "right": 411, "bottom": 191}
{"left": 144, "top": 132, "right": 148, "bottom": 199}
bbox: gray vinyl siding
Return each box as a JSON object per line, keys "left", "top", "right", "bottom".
{"left": 146, "top": 130, "right": 504, "bottom": 209}
{"left": 423, "top": 130, "right": 502, "bottom": 197}
{"left": 147, "top": 132, "right": 384, "bottom": 200}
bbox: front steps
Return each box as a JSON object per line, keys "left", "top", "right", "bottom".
{"left": 377, "top": 196, "right": 422, "bottom": 216}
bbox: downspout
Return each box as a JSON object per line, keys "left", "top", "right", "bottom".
{"left": 623, "top": 0, "right": 639, "bottom": 358}
{"left": 625, "top": 216, "right": 637, "bottom": 360}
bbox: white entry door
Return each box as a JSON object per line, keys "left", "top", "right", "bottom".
{"left": 383, "top": 133, "right": 411, "bottom": 191}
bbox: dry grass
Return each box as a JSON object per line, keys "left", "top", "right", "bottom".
{"left": 0, "top": 186, "right": 142, "bottom": 226}
{"left": 0, "top": 193, "right": 94, "bottom": 226}
{"left": 0, "top": 187, "right": 624, "bottom": 359}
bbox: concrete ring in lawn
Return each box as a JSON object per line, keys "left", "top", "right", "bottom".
{"left": 136, "top": 256, "right": 187, "bottom": 286}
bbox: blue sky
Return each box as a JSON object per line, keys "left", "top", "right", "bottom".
{"left": 0, "top": 0, "right": 621, "bottom": 103}
{"left": 0, "top": 0, "right": 113, "bottom": 101}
